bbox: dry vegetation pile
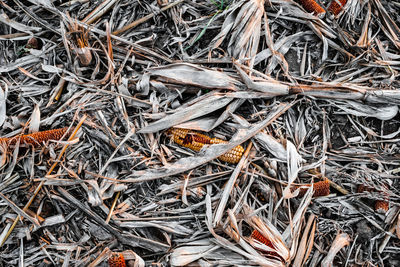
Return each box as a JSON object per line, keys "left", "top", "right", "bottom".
{"left": 0, "top": 0, "right": 400, "bottom": 266}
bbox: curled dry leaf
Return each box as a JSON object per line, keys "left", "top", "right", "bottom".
{"left": 211, "top": 0, "right": 265, "bottom": 68}
{"left": 249, "top": 229, "right": 284, "bottom": 261}
{"left": 243, "top": 205, "right": 290, "bottom": 262}
{"left": 0, "top": 81, "right": 6, "bottom": 128}
{"left": 321, "top": 232, "right": 350, "bottom": 267}
{"left": 282, "top": 141, "right": 303, "bottom": 199}
{"left": 66, "top": 18, "right": 92, "bottom": 66}
{"left": 170, "top": 242, "right": 217, "bottom": 267}
{"left": 148, "top": 63, "right": 240, "bottom": 90}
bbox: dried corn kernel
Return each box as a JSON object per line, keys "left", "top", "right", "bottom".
{"left": 294, "top": 180, "right": 330, "bottom": 197}
{"left": 328, "top": 0, "right": 347, "bottom": 16}
{"left": 167, "top": 128, "right": 244, "bottom": 164}
{"left": 297, "top": 0, "right": 326, "bottom": 16}
{"left": 0, "top": 127, "right": 68, "bottom": 147}
{"left": 108, "top": 252, "right": 126, "bottom": 267}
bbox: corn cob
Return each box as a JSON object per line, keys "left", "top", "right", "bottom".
{"left": 294, "top": 179, "right": 330, "bottom": 197}
{"left": 251, "top": 229, "right": 275, "bottom": 249}
{"left": 374, "top": 200, "right": 389, "bottom": 213}
{"left": 108, "top": 253, "right": 126, "bottom": 267}
{"left": 357, "top": 184, "right": 389, "bottom": 213}
{"left": 328, "top": 0, "right": 347, "bottom": 16}
{"left": 0, "top": 127, "right": 68, "bottom": 147}
{"left": 166, "top": 128, "right": 244, "bottom": 164}
{"left": 250, "top": 229, "right": 284, "bottom": 260}
{"left": 297, "top": 0, "right": 326, "bottom": 16}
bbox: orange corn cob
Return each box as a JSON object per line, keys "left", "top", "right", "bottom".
{"left": 374, "top": 200, "right": 389, "bottom": 213}
{"left": 357, "top": 184, "right": 389, "bottom": 213}
{"left": 167, "top": 128, "right": 244, "bottom": 164}
{"left": 0, "top": 127, "right": 68, "bottom": 147}
{"left": 297, "top": 0, "right": 326, "bottom": 16}
{"left": 251, "top": 230, "right": 275, "bottom": 249}
{"left": 250, "top": 230, "right": 284, "bottom": 261}
{"left": 108, "top": 253, "right": 126, "bottom": 267}
{"left": 294, "top": 179, "right": 330, "bottom": 197}
{"left": 328, "top": 0, "right": 347, "bottom": 16}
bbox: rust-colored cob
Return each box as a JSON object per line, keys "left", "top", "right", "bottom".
{"left": 250, "top": 230, "right": 284, "bottom": 261}
{"left": 297, "top": 0, "right": 326, "bottom": 16}
{"left": 328, "top": 0, "right": 347, "bottom": 16}
{"left": 294, "top": 179, "right": 330, "bottom": 197}
{"left": 0, "top": 127, "right": 68, "bottom": 147}
{"left": 251, "top": 229, "right": 275, "bottom": 249}
{"left": 167, "top": 128, "right": 244, "bottom": 164}
{"left": 108, "top": 253, "right": 126, "bottom": 267}
{"left": 357, "top": 184, "right": 389, "bottom": 213}
{"left": 374, "top": 200, "right": 389, "bottom": 213}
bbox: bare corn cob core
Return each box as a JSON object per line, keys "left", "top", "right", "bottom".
{"left": 167, "top": 128, "right": 244, "bottom": 164}
{"left": 328, "top": 0, "right": 347, "bottom": 16}
{"left": 108, "top": 253, "right": 126, "bottom": 267}
{"left": 297, "top": 0, "right": 326, "bottom": 15}
{"left": 0, "top": 127, "right": 69, "bottom": 147}
{"left": 294, "top": 179, "right": 330, "bottom": 197}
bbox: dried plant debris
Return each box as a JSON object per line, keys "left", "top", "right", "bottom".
{"left": 0, "top": 0, "right": 400, "bottom": 266}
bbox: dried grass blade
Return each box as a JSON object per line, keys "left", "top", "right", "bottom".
{"left": 0, "top": 192, "right": 40, "bottom": 226}
{"left": 321, "top": 232, "right": 350, "bottom": 267}
{"left": 82, "top": 0, "right": 119, "bottom": 25}
{"left": 243, "top": 205, "right": 290, "bottom": 262}
{"left": 58, "top": 187, "right": 169, "bottom": 253}
{"left": 138, "top": 94, "right": 234, "bottom": 133}
{"left": 0, "top": 81, "right": 6, "bottom": 127}
{"left": 112, "top": 0, "right": 184, "bottom": 35}
{"left": 213, "top": 143, "right": 252, "bottom": 226}
{"left": 292, "top": 214, "right": 315, "bottom": 266}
